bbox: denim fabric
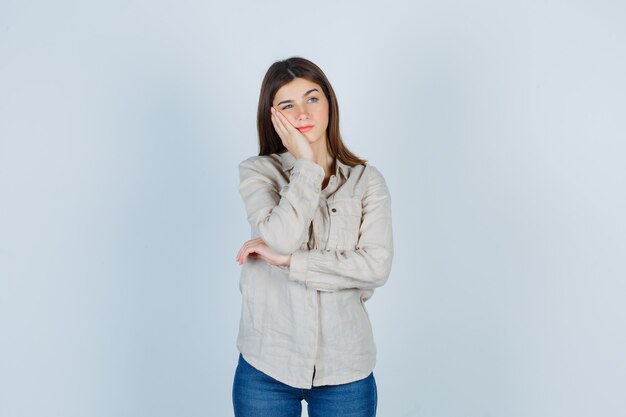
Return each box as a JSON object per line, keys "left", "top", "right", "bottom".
{"left": 232, "top": 353, "right": 377, "bottom": 417}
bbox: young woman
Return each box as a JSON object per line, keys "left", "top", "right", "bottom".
{"left": 232, "top": 57, "right": 394, "bottom": 417}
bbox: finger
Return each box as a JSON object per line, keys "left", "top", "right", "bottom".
{"left": 271, "top": 109, "right": 289, "bottom": 139}
{"left": 236, "top": 243, "right": 248, "bottom": 263}
{"left": 243, "top": 252, "right": 262, "bottom": 264}
{"left": 237, "top": 240, "right": 252, "bottom": 264}
{"left": 272, "top": 107, "right": 300, "bottom": 136}
{"left": 239, "top": 245, "right": 250, "bottom": 264}
{"left": 241, "top": 244, "right": 259, "bottom": 264}
{"left": 236, "top": 243, "right": 244, "bottom": 261}
{"left": 237, "top": 239, "right": 262, "bottom": 264}
{"left": 236, "top": 247, "right": 242, "bottom": 263}
{"left": 273, "top": 107, "right": 298, "bottom": 132}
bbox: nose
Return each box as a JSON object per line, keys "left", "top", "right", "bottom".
{"left": 297, "top": 108, "right": 310, "bottom": 121}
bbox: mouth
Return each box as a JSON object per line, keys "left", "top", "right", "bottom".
{"left": 297, "top": 125, "right": 314, "bottom": 133}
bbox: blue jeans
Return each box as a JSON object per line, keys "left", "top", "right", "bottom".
{"left": 232, "top": 354, "right": 377, "bottom": 417}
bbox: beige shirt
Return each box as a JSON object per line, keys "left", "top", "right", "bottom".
{"left": 236, "top": 150, "right": 393, "bottom": 389}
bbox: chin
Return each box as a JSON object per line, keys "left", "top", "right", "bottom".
{"left": 306, "top": 133, "right": 324, "bottom": 143}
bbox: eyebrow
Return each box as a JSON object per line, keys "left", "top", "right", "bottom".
{"left": 276, "top": 88, "right": 319, "bottom": 106}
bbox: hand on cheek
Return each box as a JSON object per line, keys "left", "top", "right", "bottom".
{"left": 270, "top": 107, "right": 313, "bottom": 161}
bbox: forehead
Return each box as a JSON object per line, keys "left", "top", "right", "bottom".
{"left": 274, "top": 78, "right": 322, "bottom": 101}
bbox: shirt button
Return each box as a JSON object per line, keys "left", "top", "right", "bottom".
{"left": 331, "top": 208, "right": 337, "bottom": 213}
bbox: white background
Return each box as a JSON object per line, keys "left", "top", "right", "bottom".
{"left": 1, "top": 1, "right": 625, "bottom": 416}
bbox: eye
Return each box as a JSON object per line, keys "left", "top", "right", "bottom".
{"left": 308, "top": 97, "right": 318, "bottom": 103}
{"left": 281, "top": 104, "right": 293, "bottom": 110}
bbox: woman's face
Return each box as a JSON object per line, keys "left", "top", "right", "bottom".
{"left": 272, "top": 77, "right": 330, "bottom": 145}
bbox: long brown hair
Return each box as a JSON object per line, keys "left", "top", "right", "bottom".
{"left": 256, "top": 57, "right": 366, "bottom": 166}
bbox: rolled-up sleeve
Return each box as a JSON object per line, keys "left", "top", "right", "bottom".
{"left": 288, "top": 165, "right": 393, "bottom": 291}
{"left": 239, "top": 156, "right": 324, "bottom": 255}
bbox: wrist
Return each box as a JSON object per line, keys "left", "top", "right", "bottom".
{"left": 292, "top": 147, "right": 313, "bottom": 161}
{"left": 296, "top": 153, "right": 313, "bottom": 162}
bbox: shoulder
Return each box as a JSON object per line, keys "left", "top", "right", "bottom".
{"left": 346, "top": 162, "right": 387, "bottom": 186}
{"left": 362, "top": 163, "right": 391, "bottom": 199}
{"left": 238, "top": 154, "right": 283, "bottom": 178}
{"left": 239, "top": 154, "right": 281, "bottom": 170}
{"left": 341, "top": 161, "right": 390, "bottom": 200}
{"left": 363, "top": 163, "right": 386, "bottom": 182}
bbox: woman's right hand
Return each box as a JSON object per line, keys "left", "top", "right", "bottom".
{"left": 235, "top": 237, "right": 291, "bottom": 267}
{"left": 270, "top": 107, "right": 314, "bottom": 161}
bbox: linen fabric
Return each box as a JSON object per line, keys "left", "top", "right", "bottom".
{"left": 236, "top": 150, "right": 393, "bottom": 389}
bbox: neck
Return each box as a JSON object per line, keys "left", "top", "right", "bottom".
{"left": 310, "top": 137, "right": 334, "bottom": 178}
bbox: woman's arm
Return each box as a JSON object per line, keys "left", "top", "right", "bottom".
{"left": 238, "top": 156, "right": 324, "bottom": 255}
{"left": 287, "top": 165, "right": 394, "bottom": 291}
{"left": 238, "top": 106, "right": 322, "bottom": 255}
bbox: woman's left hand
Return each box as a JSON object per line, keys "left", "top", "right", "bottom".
{"left": 236, "top": 238, "right": 291, "bottom": 266}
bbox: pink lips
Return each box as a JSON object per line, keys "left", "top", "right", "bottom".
{"left": 297, "top": 125, "right": 314, "bottom": 133}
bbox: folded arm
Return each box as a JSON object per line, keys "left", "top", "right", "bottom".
{"left": 288, "top": 165, "right": 394, "bottom": 291}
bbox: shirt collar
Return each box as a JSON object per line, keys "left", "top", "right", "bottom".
{"left": 279, "top": 151, "right": 349, "bottom": 179}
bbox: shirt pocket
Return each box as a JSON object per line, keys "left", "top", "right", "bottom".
{"left": 328, "top": 198, "right": 362, "bottom": 250}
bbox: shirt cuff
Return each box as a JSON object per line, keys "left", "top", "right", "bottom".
{"left": 289, "top": 249, "right": 309, "bottom": 285}
{"left": 292, "top": 158, "right": 324, "bottom": 184}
